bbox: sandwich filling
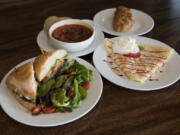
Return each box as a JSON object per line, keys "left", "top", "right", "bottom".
{"left": 43, "top": 58, "right": 67, "bottom": 82}
{"left": 15, "top": 92, "right": 36, "bottom": 103}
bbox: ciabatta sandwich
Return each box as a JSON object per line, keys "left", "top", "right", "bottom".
{"left": 5, "top": 62, "right": 38, "bottom": 110}
{"left": 34, "top": 49, "right": 68, "bottom": 82}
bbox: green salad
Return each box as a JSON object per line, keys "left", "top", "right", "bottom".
{"left": 32, "top": 59, "right": 93, "bottom": 115}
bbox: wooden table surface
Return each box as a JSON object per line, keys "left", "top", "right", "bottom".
{"left": 0, "top": 0, "right": 180, "bottom": 134}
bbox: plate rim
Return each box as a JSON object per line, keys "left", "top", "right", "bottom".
{"left": 93, "top": 36, "right": 180, "bottom": 91}
{"left": 0, "top": 57, "right": 103, "bottom": 127}
{"left": 93, "top": 7, "right": 154, "bottom": 36}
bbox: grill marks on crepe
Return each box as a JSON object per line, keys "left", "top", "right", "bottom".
{"left": 104, "top": 39, "right": 173, "bottom": 82}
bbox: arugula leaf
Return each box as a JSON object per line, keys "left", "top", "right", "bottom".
{"left": 70, "top": 79, "right": 81, "bottom": 108}
{"left": 55, "top": 75, "right": 68, "bottom": 88}
{"left": 58, "top": 60, "right": 75, "bottom": 74}
{"left": 38, "top": 79, "right": 55, "bottom": 97}
{"left": 79, "top": 86, "right": 87, "bottom": 100}
{"left": 74, "top": 62, "right": 93, "bottom": 84}
{"left": 51, "top": 88, "right": 69, "bottom": 107}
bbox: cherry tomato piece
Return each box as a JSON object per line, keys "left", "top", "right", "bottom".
{"left": 66, "top": 68, "right": 75, "bottom": 74}
{"left": 32, "top": 104, "right": 42, "bottom": 115}
{"left": 43, "top": 106, "right": 56, "bottom": 114}
{"left": 52, "top": 66, "right": 59, "bottom": 73}
{"left": 83, "top": 82, "right": 90, "bottom": 90}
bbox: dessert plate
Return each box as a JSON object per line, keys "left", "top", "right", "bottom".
{"left": 0, "top": 57, "right": 103, "bottom": 127}
{"left": 93, "top": 8, "right": 154, "bottom": 36}
{"left": 37, "top": 20, "right": 104, "bottom": 57}
{"left": 93, "top": 36, "right": 180, "bottom": 91}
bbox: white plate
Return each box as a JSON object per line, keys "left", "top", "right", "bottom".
{"left": 0, "top": 57, "right": 103, "bottom": 127}
{"left": 93, "top": 8, "right": 154, "bottom": 36}
{"left": 93, "top": 36, "right": 180, "bottom": 91}
{"left": 37, "top": 20, "right": 104, "bottom": 57}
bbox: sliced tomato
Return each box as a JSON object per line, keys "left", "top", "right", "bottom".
{"left": 43, "top": 106, "right": 56, "bottom": 114}
{"left": 52, "top": 66, "right": 59, "bottom": 73}
{"left": 83, "top": 82, "right": 90, "bottom": 90}
{"left": 66, "top": 68, "right": 75, "bottom": 74}
{"left": 43, "top": 62, "right": 64, "bottom": 83}
{"left": 32, "top": 104, "right": 42, "bottom": 115}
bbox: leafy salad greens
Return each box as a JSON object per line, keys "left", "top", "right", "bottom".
{"left": 33, "top": 59, "right": 93, "bottom": 114}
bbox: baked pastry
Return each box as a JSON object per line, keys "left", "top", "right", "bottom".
{"left": 113, "top": 6, "right": 135, "bottom": 32}
{"left": 104, "top": 38, "right": 173, "bottom": 82}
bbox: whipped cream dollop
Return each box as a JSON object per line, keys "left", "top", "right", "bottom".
{"left": 112, "top": 37, "right": 140, "bottom": 54}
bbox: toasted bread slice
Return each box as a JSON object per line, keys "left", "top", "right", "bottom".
{"left": 6, "top": 62, "right": 37, "bottom": 99}
{"left": 13, "top": 92, "right": 36, "bottom": 111}
{"left": 34, "top": 49, "right": 67, "bottom": 82}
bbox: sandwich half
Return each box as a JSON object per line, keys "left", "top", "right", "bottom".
{"left": 34, "top": 49, "right": 68, "bottom": 82}
{"left": 6, "top": 62, "right": 38, "bottom": 110}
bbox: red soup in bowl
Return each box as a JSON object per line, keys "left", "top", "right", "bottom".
{"left": 52, "top": 24, "right": 93, "bottom": 43}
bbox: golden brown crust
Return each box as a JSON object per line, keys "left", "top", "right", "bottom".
{"left": 5, "top": 62, "right": 37, "bottom": 99}
{"left": 13, "top": 92, "right": 35, "bottom": 111}
{"left": 113, "top": 6, "right": 135, "bottom": 32}
{"left": 34, "top": 51, "right": 55, "bottom": 81}
{"left": 43, "top": 16, "right": 72, "bottom": 37}
{"left": 34, "top": 49, "right": 67, "bottom": 82}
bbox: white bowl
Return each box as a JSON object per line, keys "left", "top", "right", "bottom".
{"left": 49, "top": 19, "right": 95, "bottom": 52}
